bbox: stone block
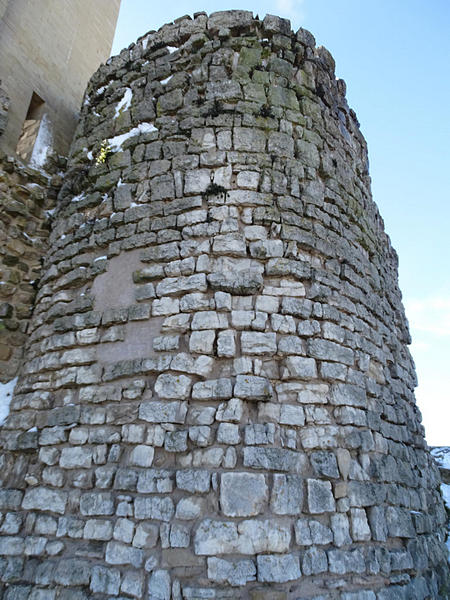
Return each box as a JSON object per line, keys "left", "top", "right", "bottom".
{"left": 90, "top": 565, "right": 120, "bottom": 595}
{"left": 307, "top": 479, "right": 336, "bottom": 513}
{"left": 234, "top": 375, "right": 273, "bottom": 400}
{"left": 241, "top": 331, "right": 277, "bottom": 355}
{"left": 270, "top": 474, "right": 304, "bottom": 515}
{"left": 134, "top": 497, "right": 174, "bottom": 522}
{"left": 22, "top": 487, "right": 67, "bottom": 515}
{"left": 192, "top": 378, "right": 232, "bottom": 400}
{"left": 154, "top": 373, "right": 192, "bottom": 399}
{"left": 220, "top": 472, "right": 268, "bottom": 517}
{"left": 208, "top": 556, "right": 256, "bottom": 587}
{"left": 256, "top": 553, "right": 301, "bottom": 582}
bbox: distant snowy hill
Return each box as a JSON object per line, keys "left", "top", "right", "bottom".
{"left": 431, "top": 446, "right": 450, "bottom": 561}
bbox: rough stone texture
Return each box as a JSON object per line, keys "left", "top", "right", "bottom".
{"left": 0, "top": 154, "right": 61, "bottom": 381}
{"left": 0, "top": 10, "right": 448, "bottom": 600}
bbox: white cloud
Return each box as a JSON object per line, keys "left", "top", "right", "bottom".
{"left": 404, "top": 295, "right": 450, "bottom": 337}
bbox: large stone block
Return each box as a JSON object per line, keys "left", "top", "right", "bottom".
{"left": 220, "top": 472, "right": 268, "bottom": 517}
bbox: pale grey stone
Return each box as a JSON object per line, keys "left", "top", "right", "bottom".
{"left": 241, "top": 331, "right": 277, "bottom": 355}
{"left": 80, "top": 492, "right": 114, "bottom": 516}
{"left": 170, "top": 523, "right": 190, "bottom": 547}
{"left": 180, "top": 292, "right": 211, "bottom": 312}
{"left": 191, "top": 310, "right": 227, "bottom": 330}
{"left": 307, "top": 338, "right": 354, "bottom": 365}
{"left": 280, "top": 404, "right": 305, "bottom": 426}
{"left": 121, "top": 571, "right": 144, "bottom": 598}
{"left": 189, "top": 329, "right": 215, "bottom": 354}
{"left": 152, "top": 297, "right": 180, "bottom": 316}
{"left": 192, "top": 378, "right": 232, "bottom": 400}
{"left": 113, "top": 518, "right": 134, "bottom": 543}
{"left": 176, "top": 469, "right": 210, "bottom": 493}
{"left": 385, "top": 506, "right": 415, "bottom": 538}
{"left": 164, "top": 430, "right": 188, "bottom": 452}
{"left": 194, "top": 518, "right": 290, "bottom": 555}
{"left": 234, "top": 375, "right": 273, "bottom": 400}
{"left": 368, "top": 506, "right": 388, "bottom": 541}
{"left": 330, "top": 383, "right": 366, "bottom": 407}
{"left": 156, "top": 273, "right": 207, "bottom": 296}
{"left": 350, "top": 508, "right": 371, "bottom": 541}
{"left": 129, "top": 444, "right": 154, "bottom": 467}
{"left": 284, "top": 356, "right": 317, "bottom": 379}
{"left": 208, "top": 268, "right": 263, "bottom": 295}
{"left": 0, "top": 536, "right": 24, "bottom": 555}
{"left": 90, "top": 565, "right": 120, "bottom": 595}
{"left": 257, "top": 553, "right": 301, "bottom": 582}
{"left": 294, "top": 519, "right": 312, "bottom": 545}
{"left": 243, "top": 447, "right": 300, "bottom": 472}
{"left": 148, "top": 569, "right": 171, "bottom": 600}
{"left": 309, "top": 519, "right": 333, "bottom": 545}
{"left": 310, "top": 451, "right": 340, "bottom": 478}
{"left": 217, "top": 422, "right": 240, "bottom": 445}
{"left": 330, "top": 513, "right": 352, "bottom": 547}
{"left": 187, "top": 405, "right": 216, "bottom": 426}
{"left": 215, "top": 291, "right": 232, "bottom": 310}
{"left": 22, "top": 487, "right": 67, "bottom": 515}
{"left": 270, "top": 474, "right": 304, "bottom": 515}
{"left": 328, "top": 549, "right": 365, "bottom": 574}
{"left": 244, "top": 422, "right": 275, "bottom": 445}
{"left": 154, "top": 373, "right": 191, "bottom": 399}
{"left": 59, "top": 447, "right": 91, "bottom": 469}
{"left": 137, "top": 469, "right": 173, "bottom": 494}
{"left": 153, "top": 335, "right": 180, "bottom": 351}
{"left": 307, "top": 479, "right": 336, "bottom": 513}
{"left": 133, "top": 522, "right": 159, "bottom": 548}
{"left": 212, "top": 233, "right": 247, "bottom": 256}
{"left": 216, "top": 398, "right": 243, "bottom": 422}
{"left": 302, "top": 546, "right": 328, "bottom": 575}
{"left": 250, "top": 239, "right": 283, "bottom": 258}
{"left": 217, "top": 330, "right": 236, "bottom": 357}
{"left": 271, "top": 313, "right": 296, "bottom": 333}
{"left": 176, "top": 497, "right": 204, "bottom": 520}
{"left": 134, "top": 497, "right": 174, "bottom": 521}
{"left": 139, "top": 400, "right": 187, "bottom": 424}
{"left": 207, "top": 557, "right": 256, "bottom": 587}
{"left": 84, "top": 519, "right": 113, "bottom": 540}
{"left": 220, "top": 472, "right": 268, "bottom": 517}
{"left": 189, "top": 425, "right": 212, "bottom": 447}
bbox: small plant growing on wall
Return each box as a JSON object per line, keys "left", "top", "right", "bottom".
{"left": 95, "top": 140, "right": 111, "bottom": 165}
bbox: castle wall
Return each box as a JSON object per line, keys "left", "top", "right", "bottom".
{"left": 0, "top": 0, "right": 121, "bottom": 160}
{"left": 0, "top": 154, "right": 61, "bottom": 382}
{"left": 0, "top": 11, "right": 448, "bottom": 600}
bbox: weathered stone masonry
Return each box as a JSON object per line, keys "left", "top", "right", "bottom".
{"left": 0, "top": 10, "right": 448, "bottom": 600}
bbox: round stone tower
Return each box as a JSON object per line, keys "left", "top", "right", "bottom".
{"left": 0, "top": 11, "right": 448, "bottom": 600}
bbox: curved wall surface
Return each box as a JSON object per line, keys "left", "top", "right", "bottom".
{"left": 0, "top": 11, "right": 448, "bottom": 600}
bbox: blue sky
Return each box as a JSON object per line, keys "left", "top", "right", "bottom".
{"left": 112, "top": 1, "right": 449, "bottom": 445}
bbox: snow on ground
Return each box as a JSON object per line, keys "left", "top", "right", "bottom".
{"left": 0, "top": 378, "right": 18, "bottom": 426}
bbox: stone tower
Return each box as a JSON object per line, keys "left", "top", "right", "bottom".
{"left": 0, "top": 11, "right": 448, "bottom": 600}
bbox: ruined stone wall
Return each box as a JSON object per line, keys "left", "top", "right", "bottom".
{"left": 0, "top": 153, "right": 61, "bottom": 381}
{"left": 0, "top": 11, "right": 448, "bottom": 600}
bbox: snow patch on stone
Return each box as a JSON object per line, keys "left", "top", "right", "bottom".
{"left": 0, "top": 378, "right": 18, "bottom": 426}
{"left": 107, "top": 123, "right": 158, "bottom": 151}
{"left": 114, "top": 88, "right": 132, "bottom": 118}
{"left": 29, "top": 113, "right": 52, "bottom": 169}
